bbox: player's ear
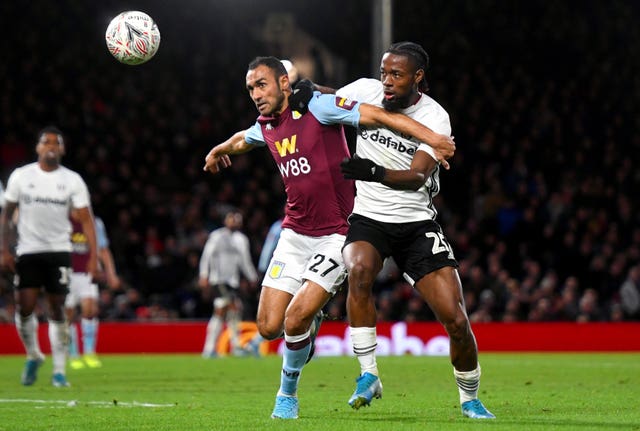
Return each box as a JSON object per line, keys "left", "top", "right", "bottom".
{"left": 414, "top": 68, "right": 425, "bottom": 90}
{"left": 279, "top": 73, "right": 291, "bottom": 93}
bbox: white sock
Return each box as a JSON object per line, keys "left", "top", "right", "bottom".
{"left": 203, "top": 316, "right": 223, "bottom": 355}
{"left": 49, "top": 320, "right": 69, "bottom": 375}
{"left": 454, "top": 364, "right": 481, "bottom": 404}
{"left": 15, "top": 313, "right": 44, "bottom": 360}
{"left": 350, "top": 326, "right": 378, "bottom": 376}
{"left": 227, "top": 311, "right": 240, "bottom": 350}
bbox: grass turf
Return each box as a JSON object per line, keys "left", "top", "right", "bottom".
{"left": 0, "top": 353, "right": 638, "bottom": 431}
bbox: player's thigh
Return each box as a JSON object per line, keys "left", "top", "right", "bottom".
{"left": 415, "top": 266, "right": 465, "bottom": 323}
{"left": 342, "top": 214, "right": 388, "bottom": 274}
{"left": 41, "top": 252, "right": 72, "bottom": 295}
{"left": 285, "top": 281, "right": 332, "bottom": 327}
{"left": 67, "top": 272, "right": 97, "bottom": 309}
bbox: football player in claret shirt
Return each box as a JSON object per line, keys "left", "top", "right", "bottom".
{"left": 0, "top": 126, "right": 97, "bottom": 388}
{"left": 65, "top": 215, "right": 120, "bottom": 369}
{"left": 202, "top": 56, "right": 454, "bottom": 419}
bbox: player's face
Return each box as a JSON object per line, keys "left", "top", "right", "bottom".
{"left": 36, "top": 132, "right": 65, "bottom": 168}
{"left": 225, "top": 213, "right": 243, "bottom": 231}
{"left": 246, "top": 65, "right": 287, "bottom": 116}
{"left": 379, "top": 53, "right": 424, "bottom": 111}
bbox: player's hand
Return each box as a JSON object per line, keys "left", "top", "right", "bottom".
{"left": 106, "top": 273, "right": 122, "bottom": 290}
{"left": 86, "top": 256, "right": 98, "bottom": 281}
{"left": 288, "top": 79, "right": 314, "bottom": 114}
{"left": 203, "top": 149, "right": 232, "bottom": 174}
{"left": 431, "top": 134, "right": 455, "bottom": 170}
{"left": 340, "top": 156, "right": 386, "bottom": 182}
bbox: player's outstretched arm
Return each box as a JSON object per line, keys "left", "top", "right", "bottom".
{"left": 203, "top": 130, "right": 253, "bottom": 174}
{"left": 357, "top": 104, "right": 455, "bottom": 170}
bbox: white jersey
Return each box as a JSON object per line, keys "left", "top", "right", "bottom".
{"left": 4, "top": 162, "right": 91, "bottom": 255}
{"left": 199, "top": 227, "right": 258, "bottom": 289}
{"left": 337, "top": 78, "right": 452, "bottom": 223}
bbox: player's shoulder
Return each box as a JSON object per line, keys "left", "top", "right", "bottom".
{"left": 414, "top": 94, "right": 450, "bottom": 121}
{"left": 60, "top": 165, "right": 89, "bottom": 183}
{"left": 7, "top": 163, "right": 36, "bottom": 183}
{"left": 12, "top": 162, "right": 38, "bottom": 174}
{"left": 338, "top": 78, "right": 381, "bottom": 96}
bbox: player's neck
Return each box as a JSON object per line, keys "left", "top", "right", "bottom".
{"left": 407, "top": 92, "right": 422, "bottom": 107}
{"left": 38, "top": 161, "right": 60, "bottom": 172}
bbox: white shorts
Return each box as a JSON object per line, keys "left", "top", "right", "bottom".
{"left": 64, "top": 272, "right": 98, "bottom": 308}
{"left": 262, "top": 228, "right": 347, "bottom": 296}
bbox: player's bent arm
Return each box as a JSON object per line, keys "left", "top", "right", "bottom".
{"left": 75, "top": 206, "right": 99, "bottom": 278}
{"left": 380, "top": 150, "right": 438, "bottom": 191}
{"left": 0, "top": 201, "right": 18, "bottom": 271}
{"left": 203, "top": 130, "right": 253, "bottom": 174}
{"left": 357, "top": 104, "right": 455, "bottom": 169}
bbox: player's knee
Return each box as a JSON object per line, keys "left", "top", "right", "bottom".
{"left": 256, "top": 317, "right": 283, "bottom": 340}
{"left": 348, "top": 261, "right": 376, "bottom": 292}
{"left": 283, "top": 312, "right": 308, "bottom": 335}
{"left": 443, "top": 314, "right": 471, "bottom": 343}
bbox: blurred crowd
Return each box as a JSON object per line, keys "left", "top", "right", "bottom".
{"left": 1, "top": 0, "right": 638, "bottom": 324}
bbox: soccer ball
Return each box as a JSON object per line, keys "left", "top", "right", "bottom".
{"left": 105, "top": 11, "right": 161, "bottom": 65}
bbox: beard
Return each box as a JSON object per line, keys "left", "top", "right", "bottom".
{"left": 42, "top": 153, "right": 61, "bottom": 168}
{"left": 381, "top": 93, "right": 412, "bottom": 112}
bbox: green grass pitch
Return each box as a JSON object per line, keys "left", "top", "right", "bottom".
{"left": 0, "top": 353, "right": 638, "bottom": 431}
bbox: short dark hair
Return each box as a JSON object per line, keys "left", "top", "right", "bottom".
{"left": 247, "top": 56, "right": 288, "bottom": 78}
{"left": 386, "top": 41, "right": 430, "bottom": 92}
{"left": 38, "top": 125, "right": 64, "bottom": 142}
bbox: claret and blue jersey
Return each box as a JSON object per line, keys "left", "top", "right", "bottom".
{"left": 244, "top": 93, "right": 361, "bottom": 237}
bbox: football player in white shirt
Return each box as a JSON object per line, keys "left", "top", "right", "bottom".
{"left": 316, "top": 42, "right": 493, "bottom": 419}
{"left": 198, "top": 210, "right": 258, "bottom": 358}
{"left": 0, "top": 126, "right": 98, "bottom": 388}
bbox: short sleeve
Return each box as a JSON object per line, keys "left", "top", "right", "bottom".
{"left": 244, "top": 122, "right": 266, "bottom": 146}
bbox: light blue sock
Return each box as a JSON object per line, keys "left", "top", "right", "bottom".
{"left": 250, "top": 333, "right": 264, "bottom": 347}
{"left": 81, "top": 318, "right": 98, "bottom": 355}
{"left": 279, "top": 331, "right": 311, "bottom": 396}
{"left": 69, "top": 323, "right": 80, "bottom": 357}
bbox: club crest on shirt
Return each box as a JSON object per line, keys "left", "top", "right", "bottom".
{"left": 269, "top": 260, "right": 286, "bottom": 279}
{"left": 334, "top": 96, "right": 357, "bottom": 111}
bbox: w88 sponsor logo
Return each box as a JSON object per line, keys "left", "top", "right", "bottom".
{"left": 278, "top": 157, "right": 311, "bottom": 177}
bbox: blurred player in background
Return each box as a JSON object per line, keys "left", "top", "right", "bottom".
{"left": 313, "top": 41, "right": 493, "bottom": 419}
{"left": 199, "top": 210, "right": 258, "bottom": 357}
{"left": 242, "top": 210, "right": 284, "bottom": 356}
{"left": 0, "top": 126, "right": 97, "bottom": 388}
{"left": 65, "top": 214, "right": 120, "bottom": 369}
{"left": 203, "top": 56, "right": 454, "bottom": 419}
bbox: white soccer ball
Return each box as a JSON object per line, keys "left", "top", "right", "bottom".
{"left": 105, "top": 11, "right": 161, "bottom": 65}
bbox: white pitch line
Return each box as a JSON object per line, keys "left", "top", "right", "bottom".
{"left": 0, "top": 398, "right": 175, "bottom": 408}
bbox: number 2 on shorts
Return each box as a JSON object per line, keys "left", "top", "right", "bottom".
{"left": 309, "top": 254, "right": 339, "bottom": 277}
